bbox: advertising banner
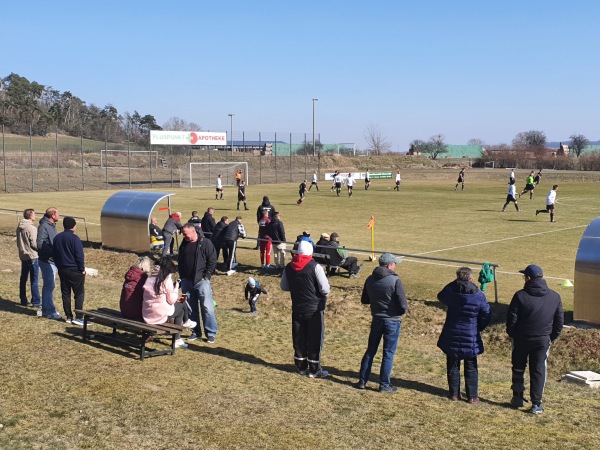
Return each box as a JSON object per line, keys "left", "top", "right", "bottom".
{"left": 324, "top": 172, "right": 392, "bottom": 180}
{"left": 150, "top": 131, "right": 227, "bottom": 146}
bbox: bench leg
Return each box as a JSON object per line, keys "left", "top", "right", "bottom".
{"left": 140, "top": 331, "right": 149, "bottom": 361}
{"left": 83, "top": 316, "right": 88, "bottom": 341}
{"left": 170, "top": 334, "right": 177, "bottom": 355}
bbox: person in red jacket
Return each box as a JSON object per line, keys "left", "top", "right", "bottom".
{"left": 119, "top": 256, "right": 153, "bottom": 320}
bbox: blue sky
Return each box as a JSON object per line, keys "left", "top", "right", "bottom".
{"left": 2, "top": 1, "right": 598, "bottom": 150}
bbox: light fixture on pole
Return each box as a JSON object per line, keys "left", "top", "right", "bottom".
{"left": 228, "top": 114, "right": 234, "bottom": 160}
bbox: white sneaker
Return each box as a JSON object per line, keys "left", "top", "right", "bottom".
{"left": 182, "top": 319, "right": 197, "bottom": 329}
{"left": 71, "top": 318, "right": 84, "bottom": 326}
{"left": 175, "top": 339, "right": 188, "bottom": 349}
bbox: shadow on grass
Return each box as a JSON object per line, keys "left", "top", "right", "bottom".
{"left": 507, "top": 219, "right": 537, "bottom": 222}
{"left": 0, "top": 297, "right": 41, "bottom": 317}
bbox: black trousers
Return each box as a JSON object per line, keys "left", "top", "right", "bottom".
{"left": 222, "top": 240, "right": 237, "bottom": 270}
{"left": 168, "top": 302, "right": 188, "bottom": 339}
{"left": 341, "top": 256, "right": 359, "bottom": 274}
{"left": 58, "top": 268, "right": 85, "bottom": 320}
{"left": 292, "top": 310, "right": 325, "bottom": 373}
{"left": 511, "top": 337, "right": 551, "bottom": 405}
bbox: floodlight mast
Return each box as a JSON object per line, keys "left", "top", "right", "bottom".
{"left": 228, "top": 113, "right": 234, "bottom": 160}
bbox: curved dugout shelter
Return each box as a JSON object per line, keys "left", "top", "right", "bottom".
{"left": 574, "top": 216, "right": 600, "bottom": 325}
{"left": 101, "top": 191, "right": 174, "bottom": 253}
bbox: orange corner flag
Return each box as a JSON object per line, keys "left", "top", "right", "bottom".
{"left": 367, "top": 216, "right": 375, "bottom": 229}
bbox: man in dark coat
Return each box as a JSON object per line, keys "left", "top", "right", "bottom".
{"left": 267, "top": 211, "right": 286, "bottom": 270}
{"left": 437, "top": 267, "right": 491, "bottom": 402}
{"left": 506, "top": 264, "right": 564, "bottom": 415}
{"left": 356, "top": 253, "right": 408, "bottom": 393}
{"left": 200, "top": 207, "right": 216, "bottom": 238}
{"left": 222, "top": 216, "right": 246, "bottom": 271}
{"left": 255, "top": 196, "right": 276, "bottom": 249}
{"left": 210, "top": 216, "right": 229, "bottom": 262}
{"left": 162, "top": 212, "right": 183, "bottom": 256}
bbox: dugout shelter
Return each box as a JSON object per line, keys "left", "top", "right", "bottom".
{"left": 574, "top": 216, "right": 600, "bottom": 325}
{"left": 101, "top": 191, "right": 174, "bottom": 253}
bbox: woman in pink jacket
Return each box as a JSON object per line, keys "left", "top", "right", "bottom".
{"left": 142, "top": 257, "right": 195, "bottom": 348}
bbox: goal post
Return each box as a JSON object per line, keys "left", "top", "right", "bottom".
{"left": 180, "top": 162, "right": 249, "bottom": 188}
{"left": 484, "top": 161, "right": 495, "bottom": 169}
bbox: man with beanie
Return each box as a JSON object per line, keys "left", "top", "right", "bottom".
{"left": 356, "top": 253, "right": 408, "bottom": 393}
{"left": 281, "top": 241, "right": 330, "bottom": 378}
{"left": 16, "top": 208, "right": 40, "bottom": 307}
{"left": 52, "top": 216, "right": 86, "bottom": 325}
{"left": 255, "top": 196, "right": 276, "bottom": 249}
{"left": 37, "top": 207, "right": 61, "bottom": 320}
{"left": 506, "top": 264, "right": 564, "bottom": 414}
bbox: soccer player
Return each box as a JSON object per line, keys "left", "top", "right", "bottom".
{"left": 502, "top": 179, "right": 520, "bottom": 212}
{"left": 534, "top": 169, "right": 543, "bottom": 186}
{"left": 394, "top": 169, "right": 401, "bottom": 191}
{"left": 237, "top": 180, "right": 249, "bottom": 210}
{"left": 334, "top": 171, "right": 343, "bottom": 196}
{"left": 365, "top": 169, "right": 371, "bottom": 190}
{"left": 519, "top": 171, "right": 535, "bottom": 200}
{"left": 297, "top": 180, "right": 307, "bottom": 205}
{"left": 308, "top": 171, "right": 319, "bottom": 191}
{"left": 347, "top": 173, "right": 355, "bottom": 197}
{"left": 536, "top": 185, "right": 558, "bottom": 223}
{"left": 454, "top": 168, "right": 465, "bottom": 191}
{"left": 216, "top": 174, "right": 223, "bottom": 200}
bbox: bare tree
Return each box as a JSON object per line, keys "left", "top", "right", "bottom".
{"left": 421, "top": 134, "right": 448, "bottom": 160}
{"left": 569, "top": 134, "right": 589, "bottom": 157}
{"left": 468, "top": 138, "right": 485, "bottom": 146}
{"left": 512, "top": 130, "right": 546, "bottom": 149}
{"left": 364, "top": 124, "right": 391, "bottom": 155}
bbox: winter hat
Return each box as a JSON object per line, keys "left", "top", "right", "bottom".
{"left": 248, "top": 277, "right": 256, "bottom": 287}
{"left": 320, "top": 232, "right": 330, "bottom": 239}
{"left": 298, "top": 241, "right": 313, "bottom": 256}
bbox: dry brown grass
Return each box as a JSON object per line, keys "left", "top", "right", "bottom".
{"left": 0, "top": 173, "right": 599, "bottom": 449}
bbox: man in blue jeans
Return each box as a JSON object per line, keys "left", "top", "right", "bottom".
{"left": 356, "top": 253, "right": 408, "bottom": 393}
{"left": 37, "top": 207, "right": 62, "bottom": 320}
{"left": 16, "top": 208, "right": 40, "bottom": 307}
{"left": 178, "top": 224, "right": 218, "bottom": 343}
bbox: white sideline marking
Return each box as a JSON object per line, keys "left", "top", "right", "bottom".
{"left": 415, "top": 225, "right": 587, "bottom": 255}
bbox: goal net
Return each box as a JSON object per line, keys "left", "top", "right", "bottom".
{"left": 180, "top": 162, "right": 249, "bottom": 188}
{"left": 100, "top": 150, "right": 159, "bottom": 168}
{"left": 484, "top": 161, "right": 495, "bottom": 169}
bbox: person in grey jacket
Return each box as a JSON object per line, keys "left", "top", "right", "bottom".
{"left": 16, "top": 208, "right": 40, "bottom": 307}
{"left": 162, "top": 212, "right": 183, "bottom": 256}
{"left": 356, "top": 253, "right": 408, "bottom": 393}
{"left": 37, "top": 207, "right": 61, "bottom": 319}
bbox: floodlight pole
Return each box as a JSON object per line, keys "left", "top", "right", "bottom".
{"left": 228, "top": 114, "right": 234, "bottom": 161}
{"left": 313, "top": 98, "right": 319, "bottom": 178}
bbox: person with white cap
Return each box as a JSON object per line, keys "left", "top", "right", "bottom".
{"left": 506, "top": 264, "right": 564, "bottom": 414}
{"left": 356, "top": 253, "right": 408, "bottom": 393}
{"left": 280, "top": 240, "right": 330, "bottom": 378}
{"left": 245, "top": 277, "right": 268, "bottom": 314}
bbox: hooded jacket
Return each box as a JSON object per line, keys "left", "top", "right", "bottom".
{"left": 437, "top": 280, "right": 491, "bottom": 358}
{"left": 201, "top": 211, "right": 216, "bottom": 235}
{"left": 281, "top": 255, "right": 329, "bottom": 315}
{"left": 267, "top": 217, "right": 286, "bottom": 244}
{"left": 506, "top": 277, "right": 564, "bottom": 341}
{"left": 37, "top": 215, "right": 57, "bottom": 263}
{"left": 16, "top": 218, "right": 38, "bottom": 261}
{"left": 119, "top": 265, "right": 148, "bottom": 320}
{"left": 361, "top": 266, "right": 408, "bottom": 320}
{"left": 256, "top": 196, "right": 276, "bottom": 223}
{"left": 211, "top": 220, "right": 228, "bottom": 246}
{"left": 478, "top": 262, "right": 494, "bottom": 291}
{"left": 163, "top": 215, "right": 182, "bottom": 235}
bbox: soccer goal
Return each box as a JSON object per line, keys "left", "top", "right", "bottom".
{"left": 180, "top": 162, "right": 249, "bottom": 188}
{"left": 100, "top": 150, "right": 159, "bottom": 168}
{"left": 484, "top": 161, "right": 495, "bottom": 169}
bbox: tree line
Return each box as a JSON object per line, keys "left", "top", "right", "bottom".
{"left": 0, "top": 72, "right": 167, "bottom": 146}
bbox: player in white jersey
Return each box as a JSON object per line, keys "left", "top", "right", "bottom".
{"left": 394, "top": 169, "right": 401, "bottom": 191}
{"left": 502, "top": 179, "right": 520, "bottom": 212}
{"left": 215, "top": 175, "right": 224, "bottom": 200}
{"left": 309, "top": 171, "right": 319, "bottom": 191}
{"left": 364, "top": 169, "right": 371, "bottom": 190}
{"left": 334, "top": 172, "right": 343, "bottom": 196}
{"left": 346, "top": 173, "right": 355, "bottom": 197}
{"left": 536, "top": 185, "right": 558, "bottom": 223}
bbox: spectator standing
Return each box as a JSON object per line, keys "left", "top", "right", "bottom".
{"left": 52, "top": 217, "right": 86, "bottom": 325}
{"left": 162, "top": 212, "right": 183, "bottom": 256}
{"left": 255, "top": 196, "right": 276, "bottom": 249}
{"left": 356, "top": 253, "right": 408, "bottom": 393}
{"left": 200, "top": 207, "right": 216, "bottom": 238}
{"left": 536, "top": 185, "right": 558, "bottom": 223}
{"left": 211, "top": 216, "right": 229, "bottom": 262}
{"left": 437, "top": 267, "right": 491, "bottom": 403}
{"left": 222, "top": 216, "right": 247, "bottom": 271}
{"left": 268, "top": 211, "right": 287, "bottom": 270}
{"left": 245, "top": 277, "right": 267, "bottom": 314}
{"left": 506, "top": 264, "right": 564, "bottom": 414}
{"left": 258, "top": 210, "right": 272, "bottom": 268}
{"left": 178, "top": 224, "right": 218, "bottom": 343}
{"left": 37, "top": 207, "right": 61, "bottom": 320}
{"left": 281, "top": 241, "right": 330, "bottom": 378}
{"left": 16, "top": 208, "right": 40, "bottom": 308}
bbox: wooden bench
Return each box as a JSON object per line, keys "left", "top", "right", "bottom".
{"left": 75, "top": 308, "right": 185, "bottom": 360}
{"left": 290, "top": 248, "right": 340, "bottom": 278}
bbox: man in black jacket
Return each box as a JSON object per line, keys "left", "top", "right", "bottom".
{"left": 506, "top": 264, "right": 564, "bottom": 414}
{"left": 178, "top": 224, "right": 218, "bottom": 343}
{"left": 211, "top": 216, "right": 229, "bottom": 263}
{"left": 255, "top": 196, "right": 276, "bottom": 249}
{"left": 222, "top": 216, "right": 247, "bottom": 271}
{"left": 356, "top": 253, "right": 408, "bottom": 393}
{"left": 267, "top": 211, "right": 286, "bottom": 270}
{"left": 200, "top": 207, "right": 216, "bottom": 238}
